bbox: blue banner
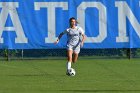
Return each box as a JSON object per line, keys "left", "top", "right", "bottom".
{"left": 0, "top": 0, "right": 140, "bottom": 49}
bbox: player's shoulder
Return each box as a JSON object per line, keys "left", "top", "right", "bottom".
{"left": 76, "top": 26, "right": 85, "bottom": 34}
{"left": 76, "top": 26, "right": 84, "bottom": 32}
{"left": 76, "top": 26, "right": 83, "bottom": 30}
{"left": 65, "top": 28, "right": 71, "bottom": 32}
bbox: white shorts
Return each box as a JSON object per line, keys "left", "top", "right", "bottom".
{"left": 67, "top": 44, "right": 80, "bottom": 54}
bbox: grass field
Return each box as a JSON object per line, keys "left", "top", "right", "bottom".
{"left": 0, "top": 58, "right": 140, "bottom": 93}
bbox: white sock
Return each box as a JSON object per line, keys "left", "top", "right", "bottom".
{"left": 67, "top": 62, "right": 71, "bottom": 70}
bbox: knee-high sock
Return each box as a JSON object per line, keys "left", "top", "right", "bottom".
{"left": 67, "top": 62, "right": 71, "bottom": 70}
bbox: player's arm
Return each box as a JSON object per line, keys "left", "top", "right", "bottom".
{"left": 54, "top": 30, "right": 67, "bottom": 44}
{"left": 81, "top": 33, "right": 86, "bottom": 47}
{"left": 79, "top": 27, "right": 86, "bottom": 47}
{"left": 55, "top": 32, "right": 64, "bottom": 44}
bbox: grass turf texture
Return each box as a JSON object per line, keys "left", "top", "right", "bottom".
{"left": 0, "top": 59, "right": 140, "bottom": 93}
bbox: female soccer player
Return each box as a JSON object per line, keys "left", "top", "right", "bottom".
{"left": 54, "top": 17, "right": 86, "bottom": 74}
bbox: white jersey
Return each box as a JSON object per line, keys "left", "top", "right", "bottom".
{"left": 63, "top": 26, "right": 84, "bottom": 46}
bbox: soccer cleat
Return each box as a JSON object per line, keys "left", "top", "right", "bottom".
{"left": 66, "top": 70, "right": 70, "bottom": 76}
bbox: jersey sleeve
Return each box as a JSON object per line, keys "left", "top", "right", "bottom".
{"left": 62, "top": 28, "right": 69, "bottom": 34}
{"left": 78, "top": 27, "right": 85, "bottom": 34}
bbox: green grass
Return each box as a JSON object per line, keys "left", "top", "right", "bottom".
{"left": 0, "top": 59, "right": 140, "bottom": 93}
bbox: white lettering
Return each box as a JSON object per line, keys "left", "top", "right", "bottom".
{"left": 0, "top": 2, "right": 28, "bottom": 43}
{"left": 34, "top": 2, "right": 68, "bottom": 43}
{"left": 116, "top": 1, "right": 140, "bottom": 42}
{"left": 77, "top": 2, "right": 107, "bottom": 43}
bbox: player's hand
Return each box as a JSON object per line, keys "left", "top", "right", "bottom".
{"left": 54, "top": 39, "right": 59, "bottom": 45}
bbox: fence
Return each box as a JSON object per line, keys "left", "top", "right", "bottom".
{"left": 0, "top": 48, "right": 139, "bottom": 61}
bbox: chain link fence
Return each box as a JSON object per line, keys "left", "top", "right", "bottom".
{"left": 0, "top": 48, "right": 139, "bottom": 61}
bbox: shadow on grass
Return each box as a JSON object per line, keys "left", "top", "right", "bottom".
{"left": 60, "top": 90, "right": 140, "bottom": 92}
{"left": 7, "top": 73, "right": 50, "bottom": 77}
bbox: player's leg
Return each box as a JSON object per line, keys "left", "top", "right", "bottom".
{"left": 72, "top": 52, "right": 79, "bottom": 63}
{"left": 72, "top": 45, "right": 80, "bottom": 63}
{"left": 66, "top": 49, "right": 73, "bottom": 70}
{"left": 67, "top": 49, "right": 73, "bottom": 62}
{"left": 66, "top": 49, "right": 73, "bottom": 75}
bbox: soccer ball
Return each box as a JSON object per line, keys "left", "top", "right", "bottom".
{"left": 67, "top": 68, "right": 76, "bottom": 76}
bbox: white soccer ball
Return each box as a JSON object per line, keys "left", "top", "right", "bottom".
{"left": 68, "top": 68, "right": 76, "bottom": 76}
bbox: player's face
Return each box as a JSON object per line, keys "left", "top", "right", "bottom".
{"left": 70, "top": 19, "right": 76, "bottom": 27}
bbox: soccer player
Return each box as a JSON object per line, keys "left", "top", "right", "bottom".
{"left": 54, "top": 17, "right": 86, "bottom": 74}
